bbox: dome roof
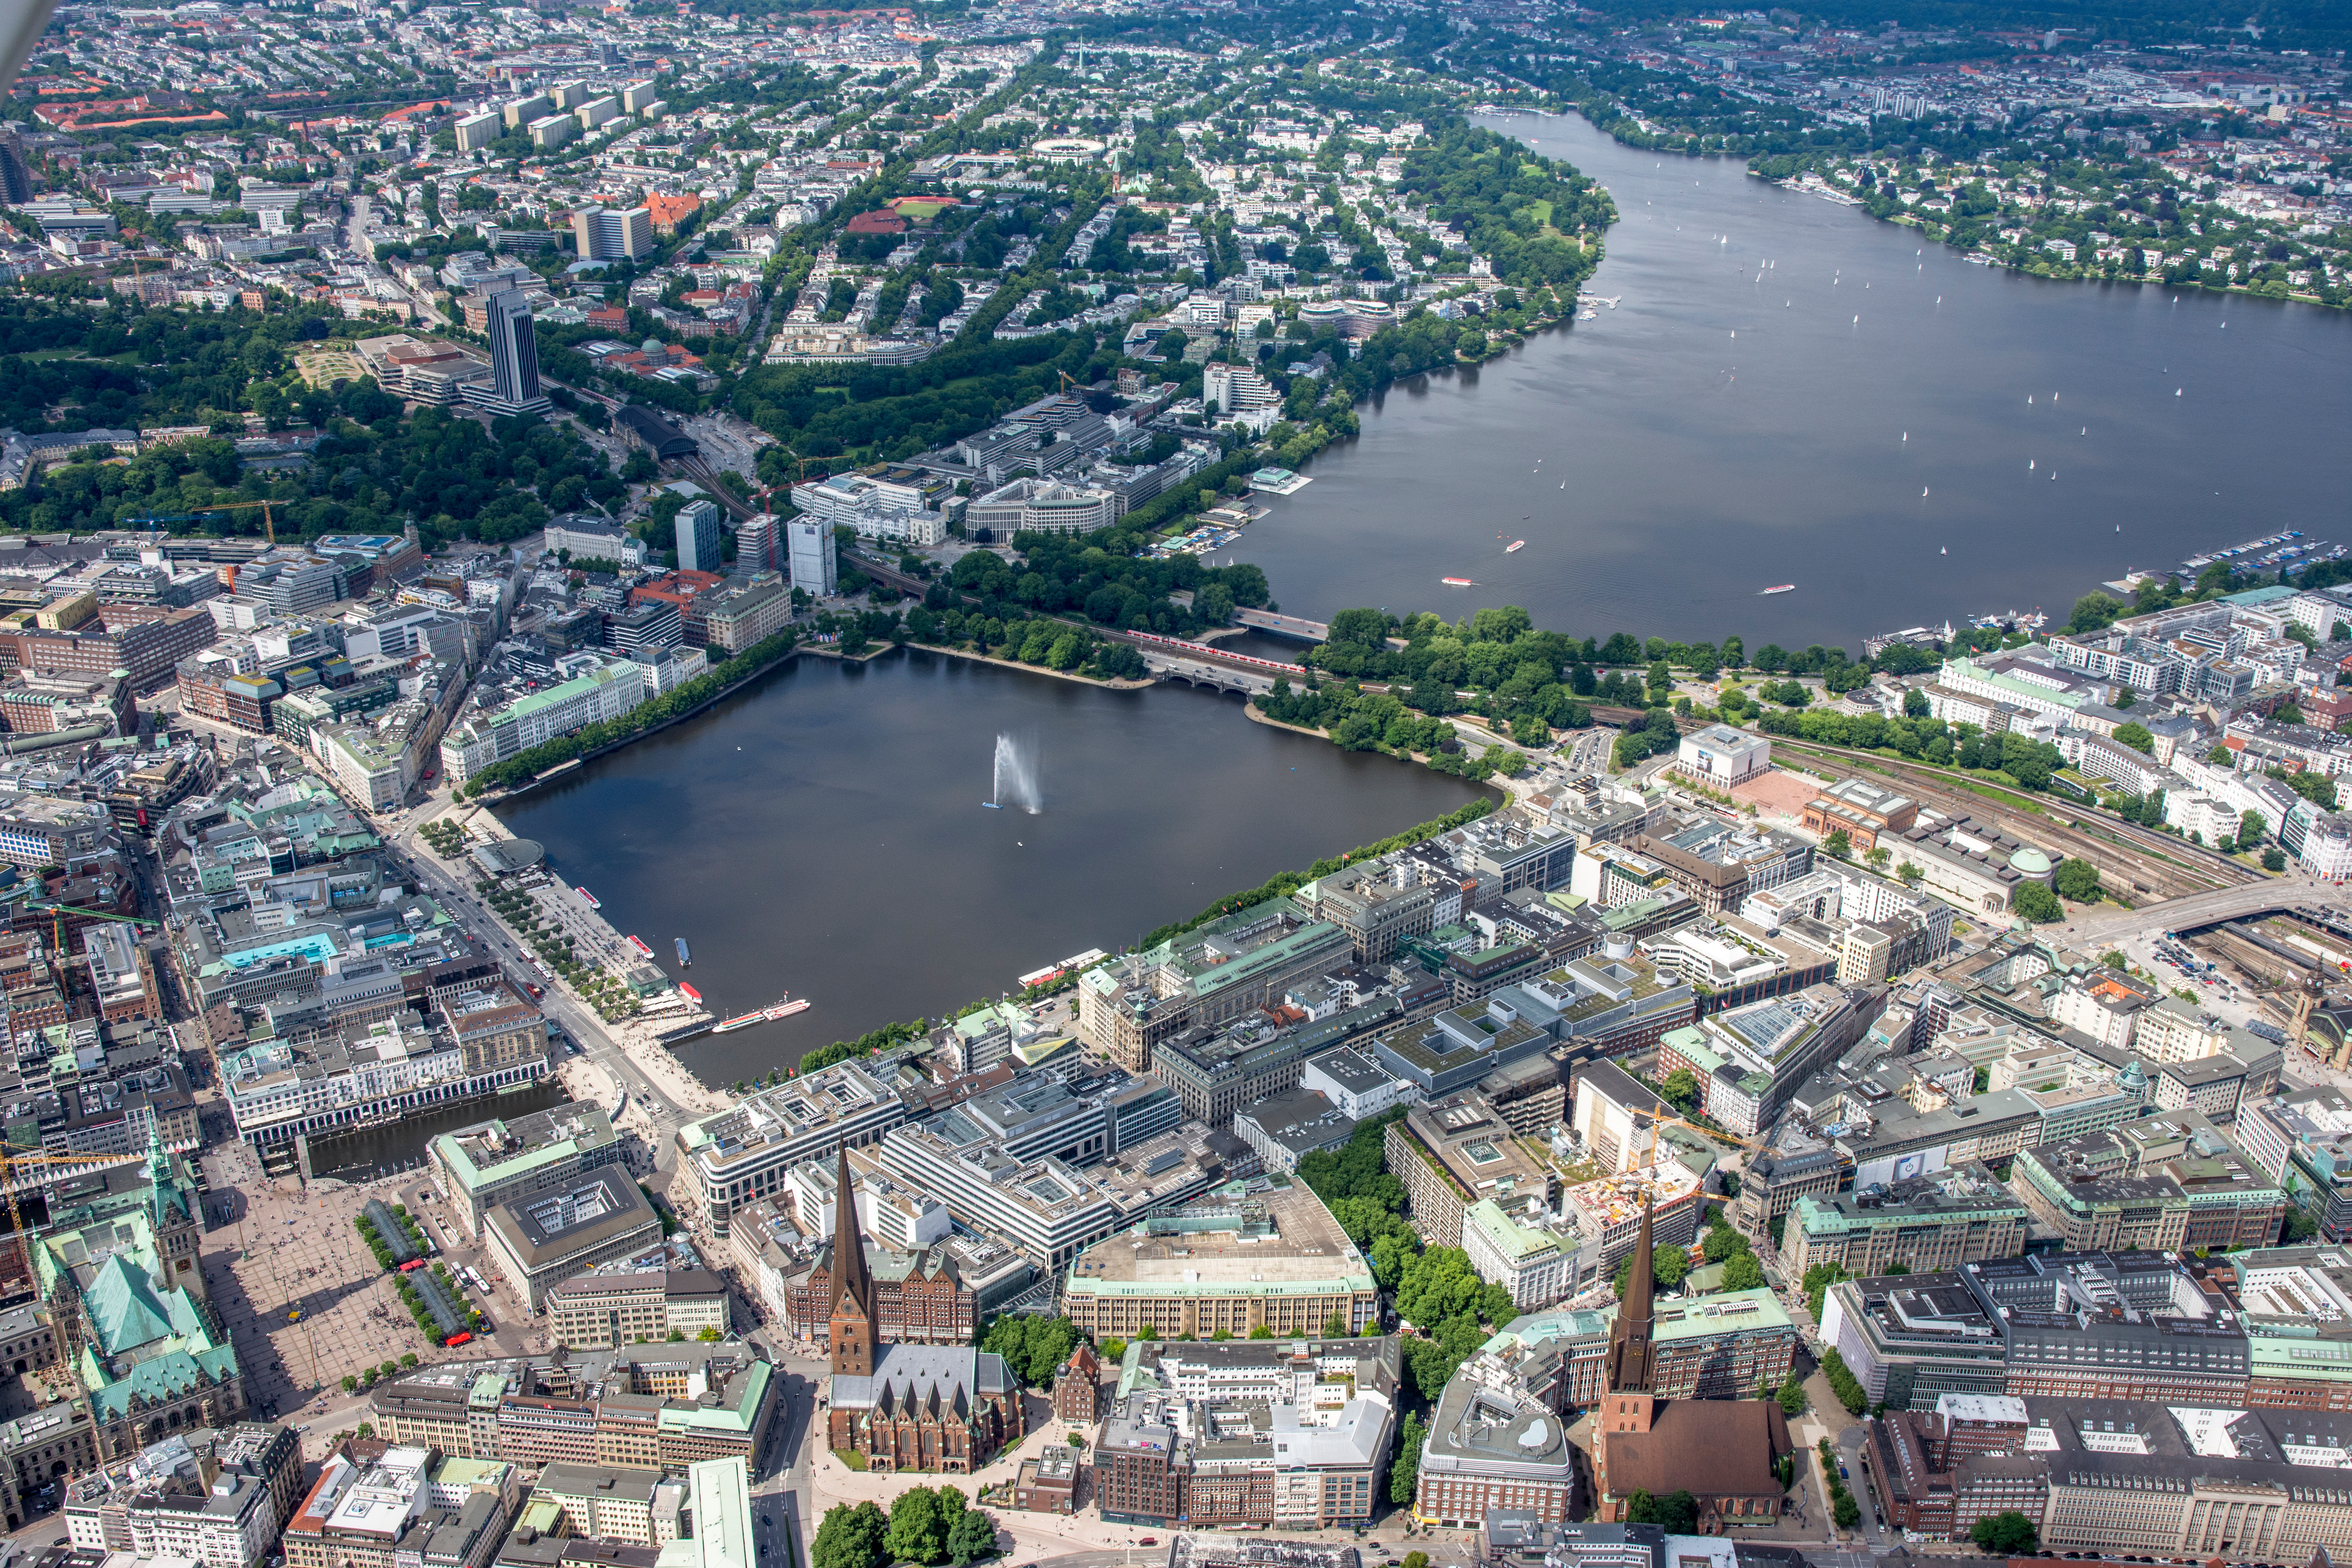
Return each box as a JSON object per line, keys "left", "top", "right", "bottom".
{"left": 2009, "top": 847, "right": 2053, "bottom": 878}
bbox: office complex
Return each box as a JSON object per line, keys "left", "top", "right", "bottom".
{"left": 1060, "top": 1181, "right": 1377, "bottom": 1340}
{"left": 572, "top": 205, "right": 653, "bottom": 261}
{"left": 370, "top": 1345, "right": 776, "bottom": 1468}
{"left": 1784, "top": 1165, "right": 2031, "bottom": 1280}
{"left": 674, "top": 500, "right": 722, "bottom": 575}
{"left": 1094, "top": 1336, "right": 1398, "bottom": 1529}
{"left": 785, "top": 517, "right": 836, "bottom": 597}
{"left": 474, "top": 289, "right": 550, "bottom": 418}
{"left": 430, "top": 1105, "right": 623, "bottom": 1240}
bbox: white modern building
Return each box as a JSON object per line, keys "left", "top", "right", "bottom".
{"left": 437, "top": 653, "right": 655, "bottom": 784}
{"left": 786, "top": 517, "right": 837, "bottom": 597}
{"left": 1674, "top": 724, "right": 1771, "bottom": 788}
{"left": 964, "top": 477, "right": 1119, "bottom": 537}
{"left": 1461, "top": 1198, "right": 1571, "bottom": 1310}
{"left": 786, "top": 472, "right": 945, "bottom": 546}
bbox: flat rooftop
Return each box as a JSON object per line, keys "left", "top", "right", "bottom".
{"left": 1063, "top": 1180, "right": 1370, "bottom": 1295}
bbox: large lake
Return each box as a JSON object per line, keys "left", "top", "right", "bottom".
{"left": 497, "top": 652, "right": 1489, "bottom": 1085}
{"left": 1237, "top": 109, "right": 2352, "bottom": 650}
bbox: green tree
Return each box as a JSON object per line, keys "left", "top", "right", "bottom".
{"left": 2067, "top": 592, "right": 2123, "bottom": 633}
{"left": 943, "top": 1497, "right": 997, "bottom": 1565}
{"left": 2011, "top": 881, "right": 2064, "bottom": 922}
{"left": 884, "top": 1488, "right": 944, "bottom": 1566}
{"left": 2265, "top": 847, "right": 2289, "bottom": 871}
{"left": 1824, "top": 828, "right": 1852, "bottom": 859}
{"left": 2241, "top": 809, "right": 2269, "bottom": 848}
{"left": 2053, "top": 857, "right": 2103, "bottom": 902}
{"left": 1777, "top": 1368, "right": 1807, "bottom": 1417}
{"left": 1390, "top": 1414, "right": 1426, "bottom": 1503}
{"left": 1324, "top": 1313, "right": 1350, "bottom": 1337}
{"left": 1722, "top": 1252, "right": 1766, "bottom": 1291}
{"left": 2113, "top": 720, "right": 2155, "bottom": 755}
{"left": 980, "top": 1315, "right": 1076, "bottom": 1387}
{"left": 1971, "top": 1512, "right": 2038, "bottom": 1554}
{"left": 813, "top": 1503, "right": 889, "bottom": 1568}
{"left": 1833, "top": 1493, "right": 1862, "bottom": 1529}
{"left": 1802, "top": 1263, "right": 1849, "bottom": 1322}
{"left": 1660, "top": 1067, "right": 1699, "bottom": 1112}
{"left": 1622, "top": 1490, "right": 1657, "bottom": 1524}
{"left": 1655, "top": 1490, "right": 1699, "bottom": 1534}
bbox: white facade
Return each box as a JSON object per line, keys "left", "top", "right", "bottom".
{"left": 438, "top": 655, "right": 652, "bottom": 783}
{"left": 221, "top": 1021, "right": 475, "bottom": 1143}
{"left": 788, "top": 472, "right": 943, "bottom": 545}
{"left": 544, "top": 519, "right": 645, "bottom": 566}
{"left": 1460, "top": 1199, "right": 1570, "bottom": 1311}
{"left": 1300, "top": 1047, "right": 1410, "bottom": 1121}
{"left": 1674, "top": 724, "right": 1770, "bottom": 787}
{"left": 786, "top": 517, "right": 838, "bottom": 597}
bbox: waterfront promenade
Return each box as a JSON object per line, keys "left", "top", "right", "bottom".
{"left": 388, "top": 813, "right": 715, "bottom": 1179}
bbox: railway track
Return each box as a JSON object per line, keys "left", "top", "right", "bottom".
{"left": 1759, "top": 733, "right": 2250, "bottom": 903}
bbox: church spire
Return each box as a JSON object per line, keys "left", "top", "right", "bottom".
{"left": 145, "top": 1110, "right": 178, "bottom": 1230}
{"left": 827, "top": 1143, "right": 877, "bottom": 1377}
{"left": 1603, "top": 1194, "right": 1657, "bottom": 1395}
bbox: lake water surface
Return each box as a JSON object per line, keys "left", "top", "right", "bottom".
{"left": 497, "top": 652, "right": 1489, "bottom": 1085}
{"left": 1235, "top": 109, "right": 2352, "bottom": 650}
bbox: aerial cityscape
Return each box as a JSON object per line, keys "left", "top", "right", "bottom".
{"left": 0, "top": 2, "right": 2341, "bottom": 1568}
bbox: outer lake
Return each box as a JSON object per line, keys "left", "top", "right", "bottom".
{"left": 497, "top": 652, "right": 1489, "bottom": 1084}
{"left": 1235, "top": 109, "right": 2352, "bottom": 650}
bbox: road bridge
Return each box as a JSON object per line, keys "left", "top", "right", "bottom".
{"left": 2062, "top": 879, "right": 2352, "bottom": 944}
{"left": 1230, "top": 608, "right": 1329, "bottom": 642}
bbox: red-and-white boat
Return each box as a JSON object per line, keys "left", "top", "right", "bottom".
{"left": 626, "top": 935, "right": 655, "bottom": 957}
{"left": 1442, "top": 577, "right": 1475, "bottom": 587}
{"left": 710, "top": 996, "right": 808, "bottom": 1033}
{"left": 679, "top": 983, "right": 702, "bottom": 1004}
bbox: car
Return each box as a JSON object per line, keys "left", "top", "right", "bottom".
{"left": 1137, "top": 1541, "right": 1158, "bottom": 1548}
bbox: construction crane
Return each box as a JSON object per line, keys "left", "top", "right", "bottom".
{"left": 125, "top": 499, "right": 283, "bottom": 546}
{"left": 1635, "top": 1111, "right": 1765, "bottom": 1152}
{"left": 22, "top": 896, "right": 158, "bottom": 963}
{"left": 24, "top": 899, "right": 159, "bottom": 931}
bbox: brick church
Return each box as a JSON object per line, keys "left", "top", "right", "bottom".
{"left": 1592, "top": 1198, "right": 1794, "bottom": 1531}
{"left": 822, "top": 1145, "right": 1024, "bottom": 1472}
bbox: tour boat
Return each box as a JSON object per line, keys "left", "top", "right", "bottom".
{"left": 577, "top": 887, "right": 600, "bottom": 909}
{"left": 981, "top": 801, "right": 1004, "bottom": 809}
{"left": 1441, "top": 577, "right": 1475, "bottom": 587}
{"left": 626, "top": 935, "right": 655, "bottom": 958}
{"left": 679, "top": 983, "right": 702, "bottom": 1004}
{"left": 675, "top": 937, "right": 691, "bottom": 967}
{"left": 1759, "top": 584, "right": 1796, "bottom": 595}
{"left": 1505, "top": 540, "right": 1525, "bottom": 554}
{"left": 711, "top": 997, "right": 807, "bottom": 1033}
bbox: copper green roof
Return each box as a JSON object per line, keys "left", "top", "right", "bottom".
{"left": 84, "top": 1254, "right": 177, "bottom": 1356}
